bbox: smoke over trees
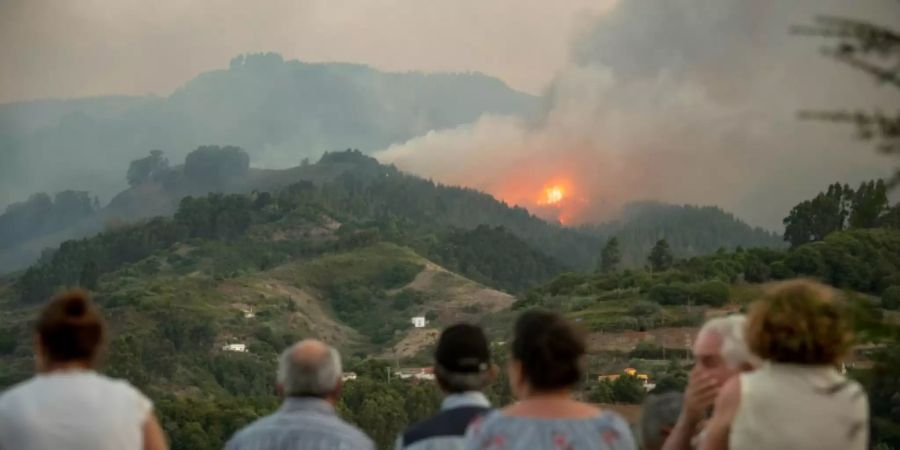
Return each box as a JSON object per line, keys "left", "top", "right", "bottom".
{"left": 378, "top": 0, "right": 900, "bottom": 229}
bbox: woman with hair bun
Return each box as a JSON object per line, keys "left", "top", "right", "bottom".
{"left": 465, "top": 309, "right": 636, "bottom": 450}
{"left": 701, "top": 279, "right": 869, "bottom": 450}
{"left": 0, "top": 289, "right": 168, "bottom": 450}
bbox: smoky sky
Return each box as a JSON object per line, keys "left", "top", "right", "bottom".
{"left": 378, "top": 0, "right": 900, "bottom": 229}
{"left": 0, "top": 0, "right": 615, "bottom": 103}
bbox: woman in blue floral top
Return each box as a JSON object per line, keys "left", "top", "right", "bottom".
{"left": 465, "top": 310, "right": 636, "bottom": 450}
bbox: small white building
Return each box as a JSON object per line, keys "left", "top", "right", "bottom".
{"left": 222, "top": 343, "right": 248, "bottom": 353}
{"left": 341, "top": 372, "right": 358, "bottom": 382}
{"left": 396, "top": 368, "right": 435, "bottom": 381}
{"left": 411, "top": 316, "right": 427, "bottom": 328}
{"left": 243, "top": 307, "right": 256, "bottom": 319}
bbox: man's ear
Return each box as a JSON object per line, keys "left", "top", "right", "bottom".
{"left": 329, "top": 380, "right": 343, "bottom": 404}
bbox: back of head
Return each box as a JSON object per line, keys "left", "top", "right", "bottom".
{"left": 747, "top": 279, "right": 851, "bottom": 366}
{"left": 512, "top": 309, "right": 586, "bottom": 391}
{"left": 278, "top": 340, "right": 342, "bottom": 397}
{"left": 434, "top": 323, "right": 492, "bottom": 393}
{"left": 36, "top": 289, "right": 106, "bottom": 366}
{"left": 638, "top": 392, "right": 683, "bottom": 450}
{"left": 697, "top": 314, "right": 760, "bottom": 369}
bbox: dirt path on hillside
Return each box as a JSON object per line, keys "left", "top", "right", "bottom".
{"left": 587, "top": 326, "right": 699, "bottom": 353}
{"left": 218, "top": 278, "right": 362, "bottom": 347}
{"left": 385, "top": 261, "right": 515, "bottom": 358}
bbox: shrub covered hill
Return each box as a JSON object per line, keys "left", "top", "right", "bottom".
{"left": 0, "top": 147, "right": 783, "bottom": 273}
{"left": 2, "top": 148, "right": 876, "bottom": 450}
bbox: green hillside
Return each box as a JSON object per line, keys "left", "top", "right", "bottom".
{"left": 0, "top": 149, "right": 787, "bottom": 274}
{"left": 3, "top": 156, "right": 897, "bottom": 449}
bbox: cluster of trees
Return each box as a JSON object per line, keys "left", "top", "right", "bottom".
{"left": 527, "top": 228, "right": 900, "bottom": 315}
{"left": 586, "top": 202, "right": 784, "bottom": 268}
{"left": 15, "top": 218, "right": 182, "bottom": 303}
{"left": 783, "top": 179, "right": 899, "bottom": 247}
{"left": 425, "top": 225, "right": 565, "bottom": 293}
{"left": 127, "top": 150, "right": 172, "bottom": 186}
{"left": 647, "top": 280, "right": 730, "bottom": 307}
{"left": 0, "top": 190, "right": 98, "bottom": 250}
{"left": 175, "top": 194, "right": 254, "bottom": 240}
{"left": 126, "top": 146, "right": 251, "bottom": 191}
{"left": 183, "top": 146, "right": 250, "bottom": 187}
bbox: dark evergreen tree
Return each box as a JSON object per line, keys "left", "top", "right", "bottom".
{"left": 783, "top": 183, "right": 853, "bottom": 246}
{"left": 647, "top": 239, "right": 674, "bottom": 272}
{"left": 599, "top": 237, "right": 622, "bottom": 273}
{"left": 850, "top": 179, "right": 889, "bottom": 228}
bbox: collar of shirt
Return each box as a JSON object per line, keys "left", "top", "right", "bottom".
{"left": 280, "top": 397, "right": 337, "bottom": 416}
{"left": 441, "top": 391, "right": 491, "bottom": 411}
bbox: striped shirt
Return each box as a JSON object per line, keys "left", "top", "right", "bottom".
{"left": 225, "top": 397, "right": 375, "bottom": 450}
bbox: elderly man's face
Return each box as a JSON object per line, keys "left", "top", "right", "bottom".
{"left": 691, "top": 331, "right": 738, "bottom": 387}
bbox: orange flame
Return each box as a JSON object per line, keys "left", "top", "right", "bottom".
{"left": 538, "top": 185, "right": 566, "bottom": 205}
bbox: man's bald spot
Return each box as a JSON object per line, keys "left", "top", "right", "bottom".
{"left": 291, "top": 339, "right": 330, "bottom": 365}
{"left": 278, "top": 339, "right": 342, "bottom": 397}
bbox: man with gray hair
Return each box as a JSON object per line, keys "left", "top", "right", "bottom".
{"left": 395, "top": 323, "right": 496, "bottom": 450}
{"left": 662, "top": 315, "right": 760, "bottom": 450}
{"left": 225, "top": 339, "right": 374, "bottom": 450}
{"left": 638, "top": 392, "right": 683, "bottom": 450}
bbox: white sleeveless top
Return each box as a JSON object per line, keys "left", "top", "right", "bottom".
{"left": 729, "top": 362, "right": 868, "bottom": 450}
{"left": 0, "top": 370, "right": 153, "bottom": 450}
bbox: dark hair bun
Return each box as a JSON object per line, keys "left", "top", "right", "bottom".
{"left": 62, "top": 295, "right": 88, "bottom": 317}
{"left": 512, "top": 309, "right": 586, "bottom": 391}
{"left": 36, "top": 289, "right": 106, "bottom": 364}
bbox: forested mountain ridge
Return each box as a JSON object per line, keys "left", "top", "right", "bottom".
{"left": 0, "top": 148, "right": 787, "bottom": 274}
{"left": 0, "top": 52, "right": 537, "bottom": 207}
{"left": 583, "top": 201, "right": 786, "bottom": 268}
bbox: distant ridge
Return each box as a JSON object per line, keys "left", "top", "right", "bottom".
{"left": 0, "top": 52, "right": 537, "bottom": 206}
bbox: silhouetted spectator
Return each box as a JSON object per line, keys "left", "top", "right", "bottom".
{"left": 639, "top": 392, "right": 683, "bottom": 450}
{"left": 465, "top": 309, "right": 636, "bottom": 450}
{"left": 701, "top": 280, "right": 868, "bottom": 450}
{"left": 0, "top": 289, "right": 168, "bottom": 450}
{"left": 225, "top": 339, "right": 374, "bottom": 450}
{"left": 663, "top": 315, "right": 759, "bottom": 450}
{"left": 396, "top": 323, "right": 496, "bottom": 450}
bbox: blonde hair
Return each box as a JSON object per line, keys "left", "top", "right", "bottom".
{"left": 747, "top": 279, "right": 851, "bottom": 366}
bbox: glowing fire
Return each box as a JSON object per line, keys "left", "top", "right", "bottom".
{"left": 539, "top": 185, "right": 566, "bottom": 205}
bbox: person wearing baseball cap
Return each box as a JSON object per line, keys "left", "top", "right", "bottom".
{"left": 395, "top": 323, "right": 497, "bottom": 450}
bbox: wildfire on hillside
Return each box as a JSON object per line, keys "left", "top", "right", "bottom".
{"left": 538, "top": 185, "right": 565, "bottom": 205}
{"left": 492, "top": 177, "right": 588, "bottom": 226}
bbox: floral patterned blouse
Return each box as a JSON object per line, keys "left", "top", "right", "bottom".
{"left": 464, "top": 410, "right": 636, "bottom": 450}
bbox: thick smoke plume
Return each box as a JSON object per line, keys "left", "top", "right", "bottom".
{"left": 378, "top": 0, "right": 900, "bottom": 229}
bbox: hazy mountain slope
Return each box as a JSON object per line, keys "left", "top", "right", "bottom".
{"left": 0, "top": 52, "right": 537, "bottom": 206}
{"left": 584, "top": 201, "right": 785, "bottom": 267}
{"left": 0, "top": 150, "right": 787, "bottom": 274}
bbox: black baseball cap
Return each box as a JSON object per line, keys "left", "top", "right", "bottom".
{"left": 435, "top": 323, "right": 491, "bottom": 373}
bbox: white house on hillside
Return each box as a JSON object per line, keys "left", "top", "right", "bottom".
{"left": 411, "top": 316, "right": 427, "bottom": 328}
{"left": 222, "top": 343, "right": 248, "bottom": 353}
